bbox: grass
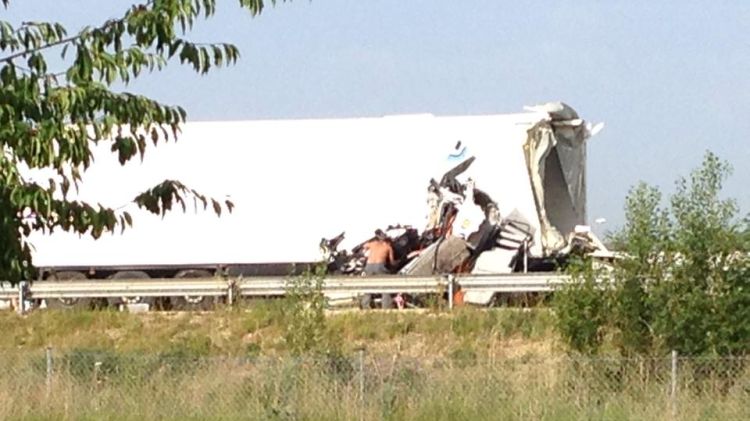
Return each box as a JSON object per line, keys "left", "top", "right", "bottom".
{"left": 1, "top": 306, "right": 748, "bottom": 420}
{"left": 0, "top": 351, "right": 747, "bottom": 420}
{"left": 0, "top": 305, "right": 557, "bottom": 359}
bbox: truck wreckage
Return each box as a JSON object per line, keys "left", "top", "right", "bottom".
{"left": 319, "top": 102, "right": 610, "bottom": 307}
{"left": 13, "top": 101, "right": 609, "bottom": 311}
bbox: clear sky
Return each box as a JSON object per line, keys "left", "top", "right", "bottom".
{"left": 4, "top": 1, "right": 749, "bottom": 234}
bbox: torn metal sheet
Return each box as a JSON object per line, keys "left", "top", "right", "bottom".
{"left": 462, "top": 291, "right": 496, "bottom": 306}
{"left": 467, "top": 220, "right": 500, "bottom": 252}
{"left": 523, "top": 101, "right": 602, "bottom": 255}
{"left": 450, "top": 180, "right": 485, "bottom": 240}
{"left": 471, "top": 248, "right": 518, "bottom": 275}
{"left": 399, "top": 236, "right": 471, "bottom": 276}
{"left": 525, "top": 120, "right": 565, "bottom": 252}
{"left": 558, "top": 225, "right": 614, "bottom": 258}
{"left": 495, "top": 209, "right": 534, "bottom": 251}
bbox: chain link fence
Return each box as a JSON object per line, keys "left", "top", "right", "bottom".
{"left": 0, "top": 349, "right": 748, "bottom": 420}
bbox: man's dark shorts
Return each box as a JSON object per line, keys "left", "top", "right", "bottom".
{"left": 364, "top": 263, "right": 388, "bottom": 275}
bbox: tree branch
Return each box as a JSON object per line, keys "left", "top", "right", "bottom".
{"left": 0, "top": 33, "right": 79, "bottom": 63}
{"left": 0, "top": 1, "right": 154, "bottom": 63}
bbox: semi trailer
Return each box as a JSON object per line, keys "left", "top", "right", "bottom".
{"left": 18, "top": 101, "right": 604, "bottom": 309}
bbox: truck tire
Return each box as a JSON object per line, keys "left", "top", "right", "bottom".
{"left": 359, "top": 294, "right": 373, "bottom": 309}
{"left": 171, "top": 270, "right": 218, "bottom": 311}
{"left": 106, "top": 271, "right": 156, "bottom": 310}
{"left": 44, "top": 271, "right": 105, "bottom": 310}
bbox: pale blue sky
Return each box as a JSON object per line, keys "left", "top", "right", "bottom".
{"left": 4, "top": 1, "right": 750, "bottom": 233}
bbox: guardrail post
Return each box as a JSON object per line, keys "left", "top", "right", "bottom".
{"left": 523, "top": 240, "right": 529, "bottom": 273}
{"left": 227, "top": 278, "right": 235, "bottom": 307}
{"left": 17, "top": 281, "right": 27, "bottom": 315}
{"left": 447, "top": 275, "right": 454, "bottom": 311}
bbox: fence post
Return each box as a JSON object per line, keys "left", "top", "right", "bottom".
{"left": 93, "top": 361, "right": 102, "bottom": 386}
{"left": 46, "top": 346, "right": 52, "bottom": 399}
{"left": 358, "top": 348, "right": 365, "bottom": 420}
{"left": 92, "top": 360, "right": 103, "bottom": 411}
{"left": 670, "top": 350, "right": 678, "bottom": 419}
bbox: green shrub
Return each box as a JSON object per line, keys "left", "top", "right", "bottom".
{"left": 553, "top": 257, "right": 609, "bottom": 354}
{"left": 555, "top": 151, "right": 750, "bottom": 358}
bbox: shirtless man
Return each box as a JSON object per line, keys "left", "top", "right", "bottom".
{"left": 362, "top": 235, "right": 395, "bottom": 275}
{"left": 360, "top": 233, "right": 399, "bottom": 309}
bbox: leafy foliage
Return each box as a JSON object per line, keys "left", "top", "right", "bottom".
{"left": 283, "top": 263, "right": 329, "bottom": 355}
{"left": 552, "top": 256, "right": 609, "bottom": 354}
{"left": 555, "top": 151, "right": 750, "bottom": 357}
{"left": 0, "top": 1, "right": 286, "bottom": 283}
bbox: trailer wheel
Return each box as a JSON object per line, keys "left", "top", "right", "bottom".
{"left": 44, "top": 271, "right": 105, "bottom": 310}
{"left": 106, "top": 271, "right": 156, "bottom": 310}
{"left": 359, "top": 294, "right": 373, "bottom": 309}
{"left": 171, "top": 270, "right": 217, "bottom": 311}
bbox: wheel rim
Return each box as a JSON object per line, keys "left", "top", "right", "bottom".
{"left": 183, "top": 296, "right": 205, "bottom": 305}
{"left": 58, "top": 297, "right": 79, "bottom": 306}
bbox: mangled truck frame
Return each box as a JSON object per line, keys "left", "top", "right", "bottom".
{"left": 21, "top": 102, "right": 606, "bottom": 310}
{"left": 320, "top": 102, "right": 608, "bottom": 306}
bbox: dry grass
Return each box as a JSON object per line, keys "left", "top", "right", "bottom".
{"left": 0, "top": 351, "right": 747, "bottom": 421}
{"left": 1, "top": 306, "right": 748, "bottom": 420}
{"left": 0, "top": 305, "right": 557, "bottom": 360}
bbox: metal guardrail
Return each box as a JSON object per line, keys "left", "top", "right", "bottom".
{"left": 236, "top": 275, "right": 448, "bottom": 297}
{"left": 1, "top": 274, "right": 572, "bottom": 313}
{"left": 29, "top": 279, "right": 230, "bottom": 299}
{"left": 0, "top": 282, "right": 18, "bottom": 301}
{"left": 457, "top": 274, "right": 568, "bottom": 293}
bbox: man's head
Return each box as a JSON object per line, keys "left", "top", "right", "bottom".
{"left": 374, "top": 229, "right": 390, "bottom": 243}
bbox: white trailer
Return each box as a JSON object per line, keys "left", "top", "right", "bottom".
{"left": 24, "top": 102, "right": 600, "bottom": 291}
